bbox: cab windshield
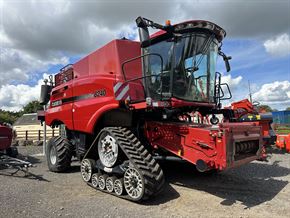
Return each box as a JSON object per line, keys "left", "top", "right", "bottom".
{"left": 144, "top": 32, "right": 218, "bottom": 103}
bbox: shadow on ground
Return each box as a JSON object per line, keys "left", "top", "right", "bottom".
{"left": 0, "top": 153, "right": 49, "bottom": 182}
{"left": 266, "top": 146, "right": 289, "bottom": 155}
{"left": 159, "top": 160, "right": 289, "bottom": 208}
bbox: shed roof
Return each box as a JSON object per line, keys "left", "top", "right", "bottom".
{"left": 14, "top": 113, "right": 39, "bottom": 126}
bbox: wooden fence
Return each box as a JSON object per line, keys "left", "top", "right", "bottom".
{"left": 16, "top": 129, "right": 60, "bottom": 141}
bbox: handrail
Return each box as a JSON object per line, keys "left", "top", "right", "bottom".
{"left": 121, "top": 53, "right": 165, "bottom": 100}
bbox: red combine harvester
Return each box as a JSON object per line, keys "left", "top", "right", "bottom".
{"left": 39, "top": 17, "right": 263, "bottom": 201}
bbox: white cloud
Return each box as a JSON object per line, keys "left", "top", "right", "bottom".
{"left": 221, "top": 74, "right": 243, "bottom": 90}
{"left": 0, "top": 74, "right": 50, "bottom": 111}
{"left": 253, "top": 81, "right": 290, "bottom": 103}
{"left": 264, "top": 33, "right": 290, "bottom": 57}
{"left": 0, "top": 47, "right": 69, "bottom": 87}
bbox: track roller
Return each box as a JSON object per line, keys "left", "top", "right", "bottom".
{"left": 106, "top": 176, "right": 116, "bottom": 193}
{"left": 91, "top": 173, "right": 99, "bottom": 188}
{"left": 98, "top": 174, "right": 108, "bottom": 190}
{"left": 114, "top": 178, "right": 124, "bottom": 196}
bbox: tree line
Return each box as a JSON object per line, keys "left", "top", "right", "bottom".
{"left": 0, "top": 101, "right": 43, "bottom": 124}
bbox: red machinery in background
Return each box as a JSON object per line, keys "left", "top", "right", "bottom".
{"left": 227, "top": 99, "right": 276, "bottom": 147}
{"left": 0, "top": 123, "right": 17, "bottom": 157}
{"left": 0, "top": 123, "right": 33, "bottom": 172}
{"left": 276, "top": 133, "right": 290, "bottom": 152}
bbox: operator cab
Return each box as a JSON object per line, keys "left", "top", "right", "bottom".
{"left": 128, "top": 17, "right": 231, "bottom": 108}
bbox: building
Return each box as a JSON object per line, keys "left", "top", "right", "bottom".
{"left": 13, "top": 113, "right": 59, "bottom": 142}
{"left": 272, "top": 110, "right": 290, "bottom": 124}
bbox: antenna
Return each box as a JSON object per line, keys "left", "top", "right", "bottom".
{"left": 248, "top": 80, "right": 252, "bottom": 103}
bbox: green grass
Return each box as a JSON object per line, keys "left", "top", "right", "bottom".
{"left": 275, "top": 125, "right": 290, "bottom": 135}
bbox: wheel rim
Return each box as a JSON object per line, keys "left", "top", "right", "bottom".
{"left": 91, "top": 174, "right": 99, "bottom": 188}
{"left": 114, "top": 179, "right": 123, "bottom": 196}
{"left": 98, "top": 176, "right": 106, "bottom": 190}
{"left": 50, "top": 146, "right": 57, "bottom": 165}
{"left": 106, "top": 177, "right": 114, "bottom": 192}
{"left": 124, "top": 168, "right": 144, "bottom": 199}
{"left": 98, "top": 132, "right": 118, "bottom": 168}
{"left": 81, "top": 159, "right": 92, "bottom": 182}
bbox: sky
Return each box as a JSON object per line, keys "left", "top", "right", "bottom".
{"left": 0, "top": 0, "right": 289, "bottom": 111}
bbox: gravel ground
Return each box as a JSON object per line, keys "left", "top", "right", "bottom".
{"left": 1, "top": 145, "right": 290, "bottom": 218}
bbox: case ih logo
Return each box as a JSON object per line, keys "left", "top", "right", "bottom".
{"left": 113, "top": 82, "right": 130, "bottom": 100}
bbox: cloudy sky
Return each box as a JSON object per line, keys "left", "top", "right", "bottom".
{"left": 0, "top": 0, "right": 289, "bottom": 111}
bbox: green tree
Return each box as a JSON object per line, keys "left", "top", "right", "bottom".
{"left": 0, "top": 100, "right": 42, "bottom": 124}
{"left": 286, "top": 107, "right": 290, "bottom": 111}
{"left": 257, "top": 104, "right": 273, "bottom": 113}
{"left": 0, "top": 109, "right": 21, "bottom": 124}
{"left": 22, "top": 100, "right": 43, "bottom": 114}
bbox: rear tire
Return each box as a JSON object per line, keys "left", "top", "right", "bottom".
{"left": 46, "top": 136, "right": 73, "bottom": 172}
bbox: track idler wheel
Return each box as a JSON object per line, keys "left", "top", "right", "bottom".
{"left": 81, "top": 159, "right": 95, "bottom": 182}
{"left": 124, "top": 167, "right": 144, "bottom": 201}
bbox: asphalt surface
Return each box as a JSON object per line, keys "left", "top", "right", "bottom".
{"left": 1, "top": 146, "right": 290, "bottom": 218}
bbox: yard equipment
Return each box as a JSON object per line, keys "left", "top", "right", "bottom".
{"left": 0, "top": 124, "right": 32, "bottom": 173}
{"left": 227, "top": 99, "right": 276, "bottom": 146}
{"left": 39, "top": 17, "right": 263, "bottom": 202}
{"left": 276, "top": 134, "right": 290, "bottom": 152}
{"left": 0, "top": 123, "right": 18, "bottom": 157}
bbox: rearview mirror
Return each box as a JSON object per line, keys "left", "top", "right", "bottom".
{"left": 219, "top": 50, "right": 231, "bottom": 72}
{"left": 225, "top": 57, "right": 231, "bottom": 72}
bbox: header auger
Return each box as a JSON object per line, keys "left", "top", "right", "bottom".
{"left": 39, "top": 17, "right": 264, "bottom": 202}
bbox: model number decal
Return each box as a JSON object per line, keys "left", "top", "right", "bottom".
{"left": 94, "top": 89, "right": 106, "bottom": 97}
{"left": 51, "top": 100, "right": 62, "bottom": 107}
{"left": 50, "top": 89, "right": 106, "bottom": 107}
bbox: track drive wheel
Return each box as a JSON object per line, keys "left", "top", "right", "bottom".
{"left": 46, "top": 136, "right": 73, "bottom": 172}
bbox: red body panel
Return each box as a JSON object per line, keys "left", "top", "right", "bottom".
{"left": 145, "top": 121, "right": 262, "bottom": 170}
{"left": 46, "top": 40, "right": 142, "bottom": 133}
{"left": 72, "top": 75, "right": 119, "bottom": 133}
{"left": 0, "top": 125, "right": 13, "bottom": 150}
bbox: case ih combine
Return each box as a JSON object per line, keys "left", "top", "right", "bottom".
{"left": 40, "top": 17, "right": 264, "bottom": 201}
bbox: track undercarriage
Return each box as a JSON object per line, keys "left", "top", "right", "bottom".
{"left": 81, "top": 127, "right": 164, "bottom": 201}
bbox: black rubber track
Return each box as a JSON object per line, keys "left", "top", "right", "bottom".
{"left": 88, "top": 127, "right": 165, "bottom": 201}
{"left": 47, "top": 136, "right": 73, "bottom": 172}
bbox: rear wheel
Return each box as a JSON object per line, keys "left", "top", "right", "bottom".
{"left": 46, "top": 136, "right": 73, "bottom": 172}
